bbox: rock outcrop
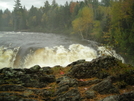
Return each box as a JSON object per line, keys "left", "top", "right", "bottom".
{"left": 67, "top": 56, "right": 117, "bottom": 79}
{"left": 0, "top": 56, "right": 134, "bottom": 101}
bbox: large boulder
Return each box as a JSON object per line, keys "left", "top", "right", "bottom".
{"left": 56, "top": 76, "right": 78, "bottom": 87}
{"left": 53, "top": 89, "right": 81, "bottom": 101}
{"left": 40, "top": 66, "right": 53, "bottom": 74}
{"left": 0, "top": 85, "right": 25, "bottom": 91}
{"left": 90, "top": 78, "right": 119, "bottom": 94}
{"left": 0, "top": 92, "right": 38, "bottom": 101}
{"left": 67, "top": 56, "right": 118, "bottom": 79}
{"left": 78, "top": 79, "right": 102, "bottom": 86}
{"left": 100, "top": 91, "right": 134, "bottom": 101}
{"left": 85, "top": 90, "right": 96, "bottom": 99}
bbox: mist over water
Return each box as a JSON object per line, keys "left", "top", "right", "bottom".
{"left": 0, "top": 31, "right": 124, "bottom": 68}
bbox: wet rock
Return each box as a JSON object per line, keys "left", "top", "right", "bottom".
{"left": 1, "top": 67, "right": 16, "bottom": 77}
{"left": 41, "top": 89, "right": 54, "bottom": 97}
{"left": 39, "top": 75, "right": 56, "bottom": 83}
{"left": 67, "top": 59, "right": 85, "bottom": 67}
{"left": 99, "top": 95, "right": 118, "bottom": 101}
{"left": 100, "top": 91, "right": 134, "bottom": 101}
{"left": 118, "top": 91, "right": 134, "bottom": 101}
{"left": 67, "top": 62, "right": 100, "bottom": 78}
{"left": 113, "top": 70, "right": 134, "bottom": 85}
{"left": 23, "top": 80, "right": 43, "bottom": 88}
{"left": 0, "top": 85, "right": 26, "bottom": 91}
{"left": 68, "top": 56, "right": 118, "bottom": 79}
{"left": 0, "top": 95, "right": 21, "bottom": 101}
{"left": 90, "top": 78, "right": 119, "bottom": 94}
{"left": 53, "top": 89, "right": 81, "bottom": 101}
{"left": 56, "top": 76, "right": 78, "bottom": 87}
{"left": 56, "top": 85, "right": 69, "bottom": 95}
{"left": 0, "top": 57, "right": 133, "bottom": 101}
{"left": 78, "top": 79, "right": 102, "bottom": 86}
{"left": 85, "top": 90, "right": 96, "bottom": 99}
{"left": 40, "top": 66, "right": 53, "bottom": 74}
{"left": 0, "top": 93, "right": 38, "bottom": 101}
{"left": 29, "top": 65, "right": 41, "bottom": 73}
{"left": 19, "top": 68, "right": 55, "bottom": 88}
{"left": 0, "top": 67, "right": 13, "bottom": 73}
{"left": 97, "top": 71, "right": 110, "bottom": 79}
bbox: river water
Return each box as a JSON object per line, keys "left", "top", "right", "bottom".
{"left": 0, "top": 31, "right": 124, "bottom": 68}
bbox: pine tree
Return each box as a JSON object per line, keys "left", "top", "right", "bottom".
{"left": 13, "top": 0, "right": 22, "bottom": 31}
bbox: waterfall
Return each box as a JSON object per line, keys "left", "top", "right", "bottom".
{"left": 0, "top": 44, "right": 124, "bottom": 69}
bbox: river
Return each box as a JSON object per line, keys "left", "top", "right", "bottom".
{"left": 0, "top": 31, "right": 124, "bottom": 68}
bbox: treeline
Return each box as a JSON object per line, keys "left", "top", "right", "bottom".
{"left": 0, "top": 0, "right": 134, "bottom": 64}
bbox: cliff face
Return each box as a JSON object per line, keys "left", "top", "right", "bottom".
{"left": 0, "top": 56, "right": 134, "bottom": 101}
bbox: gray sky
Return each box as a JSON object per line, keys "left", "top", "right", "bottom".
{"left": 0, "top": 0, "right": 84, "bottom": 11}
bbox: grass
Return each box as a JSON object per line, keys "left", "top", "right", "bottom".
{"left": 101, "top": 60, "right": 134, "bottom": 77}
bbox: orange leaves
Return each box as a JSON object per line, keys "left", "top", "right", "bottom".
{"left": 60, "top": 71, "right": 65, "bottom": 75}
{"left": 70, "top": 2, "right": 78, "bottom": 13}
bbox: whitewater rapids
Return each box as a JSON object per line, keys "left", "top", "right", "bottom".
{"left": 0, "top": 32, "right": 124, "bottom": 68}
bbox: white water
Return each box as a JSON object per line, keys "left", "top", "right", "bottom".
{"left": 23, "top": 44, "right": 97, "bottom": 68}
{"left": 0, "top": 44, "right": 124, "bottom": 69}
{"left": 0, "top": 31, "right": 124, "bottom": 68}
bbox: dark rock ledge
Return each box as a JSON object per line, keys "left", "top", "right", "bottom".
{"left": 0, "top": 56, "right": 134, "bottom": 101}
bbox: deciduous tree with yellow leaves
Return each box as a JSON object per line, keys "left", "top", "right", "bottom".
{"left": 72, "top": 6, "right": 93, "bottom": 39}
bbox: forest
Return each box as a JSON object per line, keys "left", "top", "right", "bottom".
{"left": 0, "top": 0, "right": 134, "bottom": 64}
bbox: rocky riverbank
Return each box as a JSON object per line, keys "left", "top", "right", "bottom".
{"left": 0, "top": 56, "right": 134, "bottom": 101}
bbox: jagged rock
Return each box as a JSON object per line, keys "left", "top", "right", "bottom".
{"left": 85, "top": 90, "right": 96, "bottom": 99}
{"left": 67, "top": 62, "right": 100, "bottom": 78}
{"left": 53, "top": 89, "right": 81, "bottom": 101}
{"left": 22, "top": 80, "right": 45, "bottom": 88}
{"left": 39, "top": 66, "right": 53, "bottom": 74}
{"left": 118, "top": 91, "right": 134, "bottom": 101}
{"left": 56, "top": 76, "right": 78, "bottom": 87}
{"left": 99, "top": 95, "right": 118, "bottom": 101}
{"left": 97, "top": 71, "right": 110, "bottom": 79}
{"left": 0, "top": 85, "right": 26, "bottom": 91}
{"left": 0, "top": 67, "right": 13, "bottom": 73}
{"left": 0, "top": 95, "right": 21, "bottom": 101}
{"left": 90, "top": 78, "right": 119, "bottom": 94}
{"left": 40, "top": 89, "right": 53, "bottom": 97}
{"left": 56, "top": 85, "right": 69, "bottom": 95}
{"left": 68, "top": 56, "right": 117, "bottom": 79}
{"left": 0, "top": 94, "right": 38, "bottom": 101}
{"left": 0, "top": 57, "right": 134, "bottom": 101}
{"left": 78, "top": 79, "right": 102, "bottom": 86}
{"left": 1, "top": 67, "right": 16, "bottom": 77}
{"left": 67, "top": 59, "right": 85, "bottom": 67}
{"left": 21, "top": 74, "right": 55, "bottom": 88}
{"left": 29, "top": 65, "right": 41, "bottom": 73}
{"left": 39, "top": 74, "right": 56, "bottom": 83}
{"left": 112, "top": 70, "right": 134, "bottom": 85}
{"left": 100, "top": 91, "right": 134, "bottom": 101}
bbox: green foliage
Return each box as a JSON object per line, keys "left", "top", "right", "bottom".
{"left": 0, "top": 0, "right": 134, "bottom": 64}
{"left": 115, "top": 81, "right": 127, "bottom": 89}
{"left": 104, "top": 60, "right": 134, "bottom": 84}
{"left": 72, "top": 6, "right": 93, "bottom": 39}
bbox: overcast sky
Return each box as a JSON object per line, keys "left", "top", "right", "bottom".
{"left": 0, "top": 0, "right": 84, "bottom": 11}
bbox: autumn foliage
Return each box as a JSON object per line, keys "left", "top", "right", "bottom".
{"left": 0, "top": 0, "right": 134, "bottom": 64}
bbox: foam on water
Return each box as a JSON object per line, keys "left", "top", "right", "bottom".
{"left": 23, "top": 44, "right": 97, "bottom": 68}
{"left": 0, "top": 44, "right": 124, "bottom": 69}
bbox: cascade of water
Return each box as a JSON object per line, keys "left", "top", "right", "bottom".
{"left": 0, "top": 44, "right": 124, "bottom": 69}
{"left": 0, "top": 46, "right": 20, "bottom": 69}
{"left": 98, "top": 46, "right": 124, "bottom": 63}
{"left": 23, "top": 44, "right": 97, "bottom": 68}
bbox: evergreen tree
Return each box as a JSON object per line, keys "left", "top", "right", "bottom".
{"left": 13, "top": 0, "right": 22, "bottom": 31}
{"left": 0, "top": 10, "right": 3, "bottom": 29}
{"left": 101, "top": 0, "right": 110, "bottom": 6}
